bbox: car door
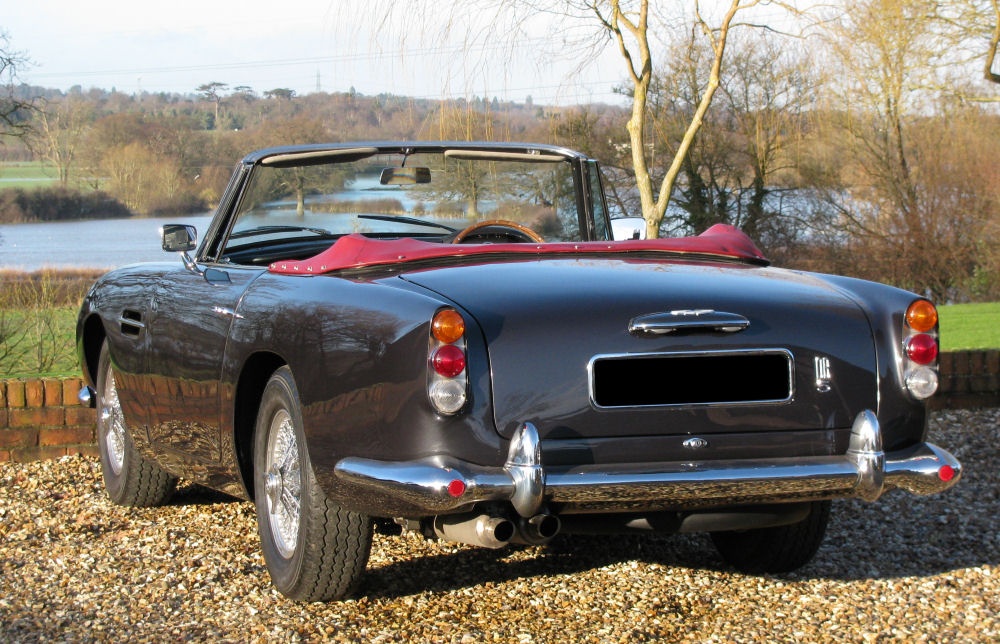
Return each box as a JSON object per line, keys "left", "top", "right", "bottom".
{"left": 144, "top": 263, "right": 262, "bottom": 464}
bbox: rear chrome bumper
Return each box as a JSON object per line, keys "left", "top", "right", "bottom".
{"left": 334, "top": 410, "right": 962, "bottom": 518}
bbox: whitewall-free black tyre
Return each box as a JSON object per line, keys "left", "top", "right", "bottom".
{"left": 253, "top": 366, "right": 373, "bottom": 601}
{"left": 95, "top": 341, "right": 177, "bottom": 507}
{"left": 710, "top": 500, "right": 831, "bottom": 574}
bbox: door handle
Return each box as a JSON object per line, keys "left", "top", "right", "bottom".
{"left": 628, "top": 310, "right": 750, "bottom": 335}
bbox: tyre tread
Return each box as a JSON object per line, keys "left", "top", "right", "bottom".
{"left": 254, "top": 366, "right": 372, "bottom": 602}
{"left": 710, "top": 501, "right": 831, "bottom": 574}
{"left": 97, "top": 341, "right": 176, "bottom": 508}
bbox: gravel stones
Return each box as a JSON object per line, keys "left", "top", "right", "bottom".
{"left": 1, "top": 408, "right": 997, "bottom": 642}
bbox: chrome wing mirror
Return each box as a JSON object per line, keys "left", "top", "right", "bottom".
{"left": 161, "top": 224, "right": 200, "bottom": 272}
{"left": 160, "top": 224, "right": 231, "bottom": 284}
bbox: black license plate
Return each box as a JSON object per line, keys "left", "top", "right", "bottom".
{"left": 590, "top": 351, "right": 792, "bottom": 408}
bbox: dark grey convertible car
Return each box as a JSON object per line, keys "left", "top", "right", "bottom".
{"left": 77, "top": 142, "right": 961, "bottom": 601}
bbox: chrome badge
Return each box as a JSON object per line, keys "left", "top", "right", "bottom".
{"left": 815, "top": 356, "right": 832, "bottom": 393}
{"left": 682, "top": 437, "right": 709, "bottom": 450}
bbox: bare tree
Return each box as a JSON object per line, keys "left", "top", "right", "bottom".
{"left": 368, "top": 0, "right": 779, "bottom": 238}
{"left": 638, "top": 27, "right": 817, "bottom": 241}
{"left": 987, "top": 0, "right": 1000, "bottom": 83}
{"left": 817, "top": 0, "right": 998, "bottom": 299}
{"left": 29, "top": 96, "right": 93, "bottom": 184}
{"left": 596, "top": 1, "right": 765, "bottom": 238}
{"left": 0, "top": 32, "right": 37, "bottom": 141}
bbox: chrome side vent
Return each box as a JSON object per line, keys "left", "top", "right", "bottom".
{"left": 119, "top": 310, "right": 145, "bottom": 337}
{"left": 814, "top": 356, "right": 833, "bottom": 393}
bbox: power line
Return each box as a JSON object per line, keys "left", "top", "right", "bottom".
{"left": 26, "top": 39, "right": 555, "bottom": 80}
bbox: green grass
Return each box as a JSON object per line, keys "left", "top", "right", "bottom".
{"left": 0, "top": 270, "right": 98, "bottom": 378}
{"left": 938, "top": 302, "right": 1000, "bottom": 351}
{"left": 0, "top": 307, "right": 80, "bottom": 378}
{"left": 0, "top": 162, "right": 61, "bottom": 190}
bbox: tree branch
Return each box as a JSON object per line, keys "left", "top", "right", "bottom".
{"left": 986, "top": 0, "right": 1000, "bottom": 84}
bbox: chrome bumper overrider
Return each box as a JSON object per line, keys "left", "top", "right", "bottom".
{"left": 333, "top": 410, "right": 962, "bottom": 518}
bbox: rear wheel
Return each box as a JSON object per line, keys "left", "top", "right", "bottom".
{"left": 253, "top": 366, "right": 373, "bottom": 601}
{"left": 710, "top": 500, "right": 830, "bottom": 574}
{"left": 95, "top": 341, "right": 177, "bottom": 507}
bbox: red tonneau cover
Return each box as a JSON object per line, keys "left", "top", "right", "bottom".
{"left": 268, "top": 224, "right": 768, "bottom": 274}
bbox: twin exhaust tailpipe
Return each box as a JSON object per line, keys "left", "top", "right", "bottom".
{"left": 432, "top": 512, "right": 561, "bottom": 549}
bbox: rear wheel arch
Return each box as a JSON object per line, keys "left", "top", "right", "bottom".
{"left": 233, "top": 352, "right": 287, "bottom": 499}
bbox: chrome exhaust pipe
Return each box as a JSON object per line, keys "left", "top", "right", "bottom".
{"left": 511, "top": 513, "right": 561, "bottom": 545}
{"left": 432, "top": 514, "right": 515, "bottom": 549}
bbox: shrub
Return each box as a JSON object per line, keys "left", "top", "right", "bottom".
{"left": 0, "top": 187, "right": 132, "bottom": 223}
{"left": 0, "top": 269, "right": 101, "bottom": 377}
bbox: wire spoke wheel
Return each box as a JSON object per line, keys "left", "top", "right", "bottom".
{"left": 264, "top": 409, "right": 302, "bottom": 559}
{"left": 98, "top": 368, "right": 127, "bottom": 476}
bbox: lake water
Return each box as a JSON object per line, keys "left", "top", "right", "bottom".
{"left": 0, "top": 214, "right": 216, "bottom": 271}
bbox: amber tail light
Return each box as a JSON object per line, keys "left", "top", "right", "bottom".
{"left": 902, "top": 300, "right": 939, "bottom": 400}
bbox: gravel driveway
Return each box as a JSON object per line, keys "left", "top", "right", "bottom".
{"left": 2, "top": 408, "right": 997, "bottom": 643}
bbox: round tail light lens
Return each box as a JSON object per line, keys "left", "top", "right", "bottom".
{"left": 905, "top": 366, "right": 939, "bottom": 400}
{"left": 906, "top": 300, "right": 938, "bottom": 333}
{"left": 429, "top": 379, "right": 467, "bottom": 414}
{"left": 432, "top": 344, "right": 466, "bottom": 377}
{"left": 905, "top": 333, "right": 938, "bottom": 365}
{"left": 432, "top": 309, "right": 466, "bottom": 344}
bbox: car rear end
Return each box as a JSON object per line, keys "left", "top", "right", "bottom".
{"left": 335, "top": 255, "right": 959, "bottom": 542}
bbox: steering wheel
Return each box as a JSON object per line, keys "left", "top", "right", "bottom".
{"left": 451, "top": 219, "right": 545, "bottom": 244}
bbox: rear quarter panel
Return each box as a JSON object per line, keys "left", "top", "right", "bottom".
{"left": 812, "top": 273, "right": 930, "bottom": 449}
{"left": 223, "top": 272, "right": 506, "bottom": 510}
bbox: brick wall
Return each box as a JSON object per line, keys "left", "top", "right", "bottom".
{"left": 1, "top": 350, "right": 998, "bottom": 462}
{"left": 932, "top": 350, "right": 1000, "bottom": 410}
{"left": 0, "top": 377, "right": 97, "bottom": 462}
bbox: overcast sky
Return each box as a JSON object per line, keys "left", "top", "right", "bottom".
{"left": 4, "top": 0, "right": 629, "bottom": 105}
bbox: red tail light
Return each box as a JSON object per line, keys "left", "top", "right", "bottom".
{"left": 905, "top": 333, "right": 938, "bottom": 365}
{"left": 432, "top": 345, "right": 466, "bottom": 378}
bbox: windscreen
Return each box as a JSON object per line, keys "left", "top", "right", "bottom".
{"left": 226, "top": 151, "right": 586, "bottom": 250}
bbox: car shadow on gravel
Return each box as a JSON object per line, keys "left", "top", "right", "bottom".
{"left": 360, "top": 483, "right": 996, "bottom": 599}
{"left": 167, "top": 481, "right": 244, "bottom": 507}
{"left": 361, "top": 532, "right": 717, "bottom": 599}
{"left": 805, "top": 491, "right": 998, "bottom": 582}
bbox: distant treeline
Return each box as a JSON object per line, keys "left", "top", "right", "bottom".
{"left": 0, "top": 188, "right": 131, "bottom": 223}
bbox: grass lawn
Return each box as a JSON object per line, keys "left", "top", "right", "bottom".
{"left": 938, "top": 302, "right": 1000, "bottom": 351}
{"left": 0, "top": 306, "right": 79, "bottom": 378}
{"left": 0, "top": 162, "right": 60, "bottom": 190}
